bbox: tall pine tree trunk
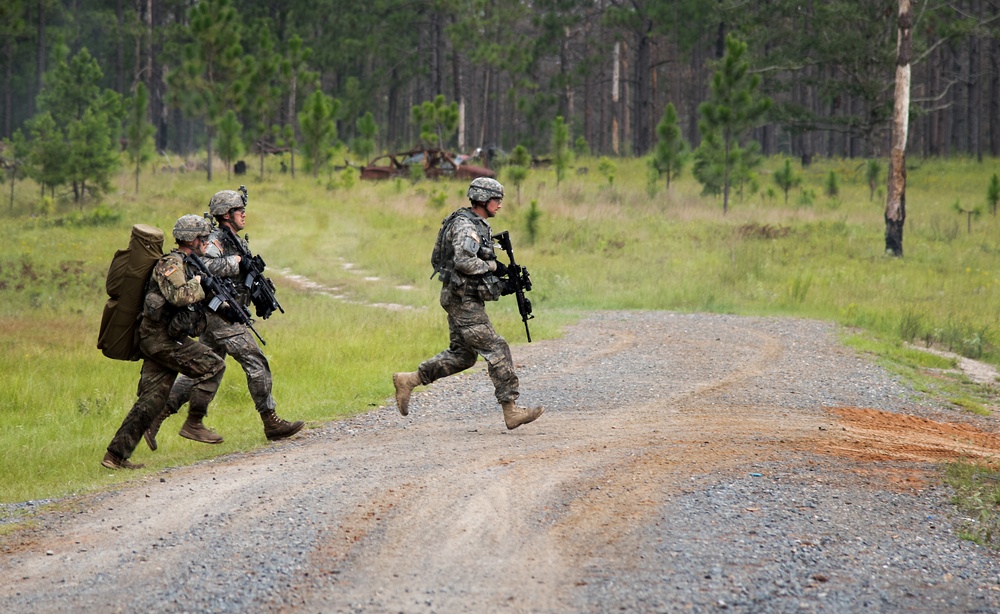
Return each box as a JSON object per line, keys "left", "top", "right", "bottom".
{"left": 991, "top": 1, "right": 1000, "bottom": 156}
{"left": 885, "top": 0, "right": 912, "bottom": 257}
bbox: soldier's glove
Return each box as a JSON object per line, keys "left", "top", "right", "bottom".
{"left": 492, "top": 260, "right": 508, "bottom": 277}
{"left": 238, "top": 256, "right": 251, "bottom": 276}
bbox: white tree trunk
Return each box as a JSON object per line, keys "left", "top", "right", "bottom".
{"left": 885, "top": 0, "right": 912, "bottom": 256}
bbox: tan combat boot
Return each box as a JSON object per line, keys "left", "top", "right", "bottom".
{"left": 178, "top": 418, "right": 224, "bottom": 444}
{"left": 261, "top": 409, "right": 304, "bottom": 441}
{"left": 501, "top": 401, "right": 544, "bottom": 430}
{"left": 143, "top": 407, "right": 172, "bottom": 451}
{"left": 392, "top": 372, "right": 422, "bottom": 416}
{"left": 101, "top": 451, "right": 145, "bottom": 470}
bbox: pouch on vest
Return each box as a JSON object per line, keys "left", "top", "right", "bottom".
{"left": 97, "top": 224, "right": 164, "bottom": 360}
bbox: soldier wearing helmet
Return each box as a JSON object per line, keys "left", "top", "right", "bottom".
{"left": 392, "top": 177, "right": 544, "bottom": 430}
{"left": 102, "top": 215, "right": 226, "bottom": 469}
{"left": 146, "top": 188, "right": 303, "bottom": 449}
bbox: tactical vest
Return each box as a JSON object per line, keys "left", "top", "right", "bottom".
{"left": 141, "top": 255, "right": 207, "bottom": 339}
{"left": 430, "top": 207, "right": 502, "bottom": 301}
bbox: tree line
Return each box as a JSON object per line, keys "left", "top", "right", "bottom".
{"left": 0, "top": 0, "right": 997, "bottom": 190}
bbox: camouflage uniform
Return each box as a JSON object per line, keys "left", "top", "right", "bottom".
{"left": 418, "top": 207, "right": 519, "bottom": 404}
{"left": 106, "top": 250, "right": 225, "bottom": 462}
{"left": 164, "top": 227, "right": 276, "bottom": 415}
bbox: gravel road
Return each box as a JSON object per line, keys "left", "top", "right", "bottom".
{"left": 3, "top": 311, "right": 1000, "bottom": 613}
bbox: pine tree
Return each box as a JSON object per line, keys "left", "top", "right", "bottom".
{"left": 165, "top": 0, "right": 246, "bottom": 182}
{"left": 125, "top": 82, "right": 155, "bottom": 194}
{"left": 411, "top": 95, "right": 459, "bottom": 150}
{"left": 693, "top": 35, "right": 771, "bottom": 214}
{"left": 551, "top": 116, "right": 572, "bottom": 187}
{"left": 215, "top": 109, "right": 244, "bottom": 181}
{"left": 298, "top": 89, "right": 339, "bottom": 178}
{"left": 651, "top": 103, "right": 687, "bottom": 190}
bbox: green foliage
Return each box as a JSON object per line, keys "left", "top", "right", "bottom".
{"left": 124, "top": 83, "right": 156, "bottom": 194}
{"left": 651, "top": 103, "right": 687, "bottom": 189}
{"left": 242, "top": 22, "right": 282, "bottom": 178}
{"left": 411, "top": 95, "right": 459, "bottom": 150}
{"left": 215, "top": 109, "right": 245, "bottom": 180}
{"left": 505, "top": 145, "right": 531, "bottom": 205}
{"left": 551, "top": 116, "right": 572, "bottom": 186}
{"left": 773, "top": 158, "right": 801, "bottom": 204}
{"left": 945, "top": 462, "right": 1000, "bottom": 548}
{"left": 352, "top": 111, "right": 378, "bottom": 164}
{"left": 165, "top": 0, "right": 247, "bottom": 180}
{"left": 598, "top": 157, "right": 617, "bottom": 187}
{"left": 66, "top": 108, "right": 120, "bottom": 206}
{"left": 526, "top": 199, "right": 541, "bottom": 245}
{"left": 825, "top": 171, "right": 839, "bottom": 198}
{"left": 505, "top": 165, "right": 529, "bottom": 205}
{"left": 339, "top": 166, "right": 358, "bottom": 190}
{"left": 510, "top": 144, "right": 531, "bottom": 168}
{"left": 866, "top": 159, "right": 883, "bottom": 201}
{"left": 952, "top": 199, "right": 983, "bottom": 234}
{"left": 30, "top": 45, "right": 123, "bottom": 205}
{"left": 573, "top": 136, "right": 590, "bottom": 157}
{"left": 24, "top": 113, "right": 68, "bottom": 197}
{"left": 298, "top": 89, "right": 340, "bottom": 178}
{"left": 987, "top": 173, "right": 1000, "bottom": 216}
{"left": 694, "top": 35, "right": 771, "bottom": 214}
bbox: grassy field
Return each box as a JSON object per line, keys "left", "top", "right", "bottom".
{"left": 3, "top": 153, "right": 1000, "bottom": 508}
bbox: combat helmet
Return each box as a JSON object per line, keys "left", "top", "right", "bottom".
{"left": 466, "top": 177, "right": 504, "bottom": 204}
{"left": 172, "top": 214, "right": 212, "bottom": 242}
{"left": 208, "top": 189, "right": 245, "bottom": 217}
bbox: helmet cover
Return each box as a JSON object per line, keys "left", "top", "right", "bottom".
{"left": 172, "top": 214, "right": 212, "bottom": 242}
{"left": 466, "top": 177, "right": 504, "bottom": 203}
{"left": 208, "top": 189, "right": 245, "bottom": 217}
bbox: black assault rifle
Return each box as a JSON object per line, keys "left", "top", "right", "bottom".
{"left": 223, "top": 224, "right": 284, "bottom": 320}
{"left": 494, "top": 230, "right": 534, "bottom": 342}
{"left": 185, "top": 251, "right": 266, "bottom": 345}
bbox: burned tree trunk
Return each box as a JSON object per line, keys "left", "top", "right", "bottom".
{"left": 885, "top": 0, "right": 912, "bottom": 257}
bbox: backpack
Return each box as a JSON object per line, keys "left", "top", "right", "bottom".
{"left": 430, "top": 208, "right": 484, "bottom": 282}
{"left": 430, "top": 209, "right": 463, "bottom": 281}
{"left": 97, "top": 224, "right": 164, "bottom": 361}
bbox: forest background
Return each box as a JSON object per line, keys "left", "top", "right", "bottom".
{"left": 1, "top": 0, "right": 1000, "bottom": 173}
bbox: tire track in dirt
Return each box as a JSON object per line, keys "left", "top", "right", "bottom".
{"left": 5, "top": 312, "right": 1000, "bottom": 613}
{"left": 289, "top": 315, "right": 816, "bottom": 611}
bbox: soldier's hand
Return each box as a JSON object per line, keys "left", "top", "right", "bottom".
{"left": 493, "top": 260, "right": 508, "bottom": 277}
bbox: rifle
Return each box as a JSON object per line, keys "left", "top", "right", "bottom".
{"left": 185, "top": 251, "right": 266, "bottom": 345}
{"left": 222, "top": 184, "right": 284, "bottom": 320}
{"left": 222, "top": 226, "right": 284, "bottom": 319}
{"left": 493, "top": 230, "right": 534, "bottom": 342}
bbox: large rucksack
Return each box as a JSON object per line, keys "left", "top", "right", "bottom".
{"left": 97, "top": 224, "right": 164, "bottom": 361}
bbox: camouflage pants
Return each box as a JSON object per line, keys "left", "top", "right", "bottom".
{"left": 107, "top": 326, "right": 225, "bottom": 460}
{"left": 418, "top": 289, "right": 519, "bottom": 404}
{"left": 167, "top": 317, "right": 276, "bottom": 417}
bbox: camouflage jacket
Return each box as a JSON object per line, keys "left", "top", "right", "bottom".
{"left": 436, "top": 208, "right": 501, "bottom": 302}
{"left": 142, "top": 249, "right": 208, "bottom": 338}
{"left": 204, "top": 226, "right": 250, "bottom": 306}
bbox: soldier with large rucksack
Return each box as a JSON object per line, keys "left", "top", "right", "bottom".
{"left": 101, "top": 215, "right": 227, "bottom": 470}
{"left": 144, "top": 188, "right": 303, "bottom": 449}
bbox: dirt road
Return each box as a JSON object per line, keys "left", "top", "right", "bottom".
{"left": 3, "top": 312, "right": 1000, "bottom": 612}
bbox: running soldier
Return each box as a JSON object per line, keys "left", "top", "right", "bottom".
{"left": 392, "top": 177, "right": 544, "bottom": 429}
{"left": 102, "top": 215, "right": 226, "bottom": 469}
{"left": 145, "top": 190, "right": 303, "bottom": 448}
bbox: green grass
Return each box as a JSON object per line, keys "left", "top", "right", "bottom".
{"left": 945, "top": 462, "right": 1000, "bottom": 547}
{"left": 4, "top": 153, "right": 1000, "bottom": 508}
